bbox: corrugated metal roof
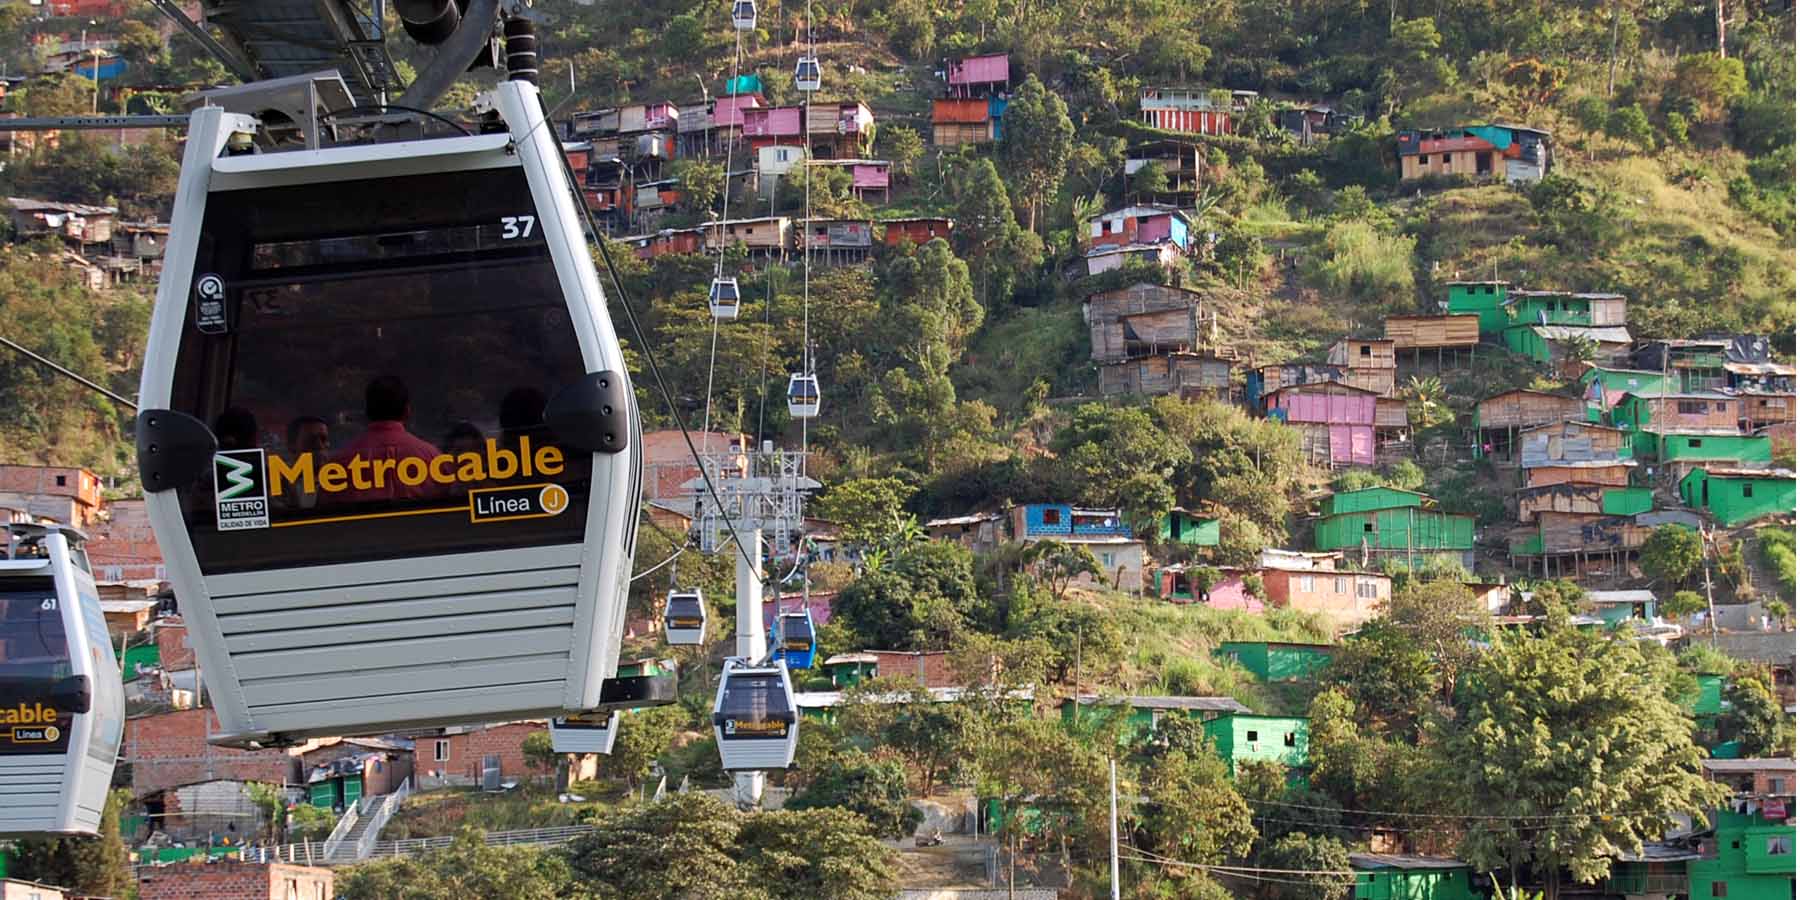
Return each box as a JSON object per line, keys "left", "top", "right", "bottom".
{"left": 1416, "top": 136, "right": 1496, "bottom": 154}
{"left": 1350, "top": 854, "right": 1469, "bottom": 871}
{"left": 1586, "top": 590, "right": 1657, "bottom": 604}
{"left": 1071, "top": 694, "right": 1249, "bottom": 712}
{"left": 1533, "top": 325, "right": 1632, "bottom": 342}
{"left": 1701, "top": 758, "right": 1796, "bottom": 773}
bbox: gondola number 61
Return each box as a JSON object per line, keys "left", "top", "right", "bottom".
{"left": 500, "top": 215, "right": 537, "bottom": 239}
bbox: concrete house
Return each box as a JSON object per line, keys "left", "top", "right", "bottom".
{"left": 1138, "top": 86, "right": 1238, "bottom": 135}
{"left": 1009, "top": 503, "right": 1146, "bottom": 592}
{"left": 1444, "top": 280, "right": 1511, "bottom": 334}
{"left": 1200, "top": 713, "right": 1309, "bottom": 775}
{"left": 1613, "top": 392, "right": 1741, "bottom": 434}
{"left": 1264, "top": 568, "right": 1391, "bottom": 630}
{"left": 1084, "top": 205, "right": 1192, "bottom": 252}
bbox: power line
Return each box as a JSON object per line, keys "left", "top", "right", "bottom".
{"left": 1245, "top": 797, "right": 1601, "bottom": 821}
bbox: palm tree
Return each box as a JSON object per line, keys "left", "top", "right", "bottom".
{"left": 1402, "top": 375, "right": 1451, "bottom": 430}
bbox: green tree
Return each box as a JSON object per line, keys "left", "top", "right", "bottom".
{"left": 522, "top": 729, "right": 558, "bottom": 784}
{"left": 1661, "top": 590, "right": 1708, "bottom": 620}
{"left": 1640, "top": 525, "right": 1703, "bottom": 588}
{"left": 785, "top": 749, "right": 925, "bottom": 839}
{"left": 671, "top": 158, "right": 724, "bottom": 216}
{"left": 1387, "top": 579, "right": 1487, "bottom": 701}
{"left": 8, "top": 789, "right": 138, "bottom": 898}
{"left": 1400, "top": 375, "right": 1452, "bottom": 430}
{"left": 1672, "top": 54, "right": 1748, "bottom": 122}
{"left": 1573, "top": 96, "right": 1610, "bottom": 136}
{"left": 1021, "top": 540, "right": 1105, "bottom": 599}
{"left": 1721, "top": 667, "right": 1795, "bottom": 757}
{"left": 340, "top": 828, "right": 583, "bottom": 900}
{"left": 1139, "top": 749, "right": 1256, "bottom": 868}
{"left": 564, "top": 793, "right": 743, "bottom": 900}
{"left": 1443, "top": 621, "right": 1727, "bottom": 900}
{"left": 812, "top": 477, "right": 917, "bottom": 548}
{"left": 735, "top": 806, "right": 900, "bottom": 900}
{"left": 1051, "top": 403, "right": 1192, "bottom": 517}
{"left": 878, "top": 125, "right": 925, "bottom": 181}
{"left": 1322, "top": 619, "right": 1435, "bottom": 737}
{"left": 1604, "top": 104, "right": 1655, "bottom": 151}
{"left": 602, "top": 706, "right": 683, "bottom": 790}
{"left": 1132, "top": 162, "right": 1171, "bottom": 199}
{"left": 661, "top": 13, "right": 706, "bottom": 60}
{"left": 1000, "top": 74, "right": 1075, "bottom": 232}
{"left": 838, "top": 676, "right": 965, "bottom": 794}
{"left": 834, "top": 541, "right": 979, "bottom": 649}
{"left": 1260, "top": 833, "right": 1354, "bottom": 900}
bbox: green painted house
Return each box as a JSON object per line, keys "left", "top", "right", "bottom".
{"left": 1602, "top": 485, "right": 1655, "bottom": 515}
{"left": 1678, "top": 468, "right": 1798, "bottom": 526}
{"left": 1647, "top": 432, "right": 1774, "bottom": 466}
{"left": 1200, "top": 713, "right": 1309, "bottom": 774}
{"left": 1580, "top": 367, "right": 1680, "bottom": 420}
{"left": 1351, "top": 854, "right": 1480, "bottom": 900}
{"left": 1693, "top": 673, "right": 1725, "bottom": 718}
{"left": 1059, "top": 695, "right": 1249, "bottom": 737}
{"left": 1506, "top": 290, "right": 1626, "bottom": 328}
{"left": 821, "top": 653, "right": 879, "bottom": 688}
{"left": 1155, "top": 508, "right": 1219, "bottom": 547}
{"left": 1688, "top": 811, "right": 1797, "bottom": 900}
{"left": 1321, "top": 487, "right": 1426, "bottom": 516}
{"left": 1445, "top": 281, "right": 1509, "bottom": 334}
{"left": 1314, "top": 507, "right": 1475, "bottom": 568}
{"left": 1214, "top": 641, "right": 1336, "bottom": 682}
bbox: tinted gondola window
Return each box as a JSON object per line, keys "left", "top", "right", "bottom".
{"left": 0, "top": 587, "right": 75, "bottom": 755}
{"left": 667, "top": 596, "right": 704, "bottom": 626}
{"left": 717, "top": 675, "right": 791, "bottom": 738}
{"left": 170, "top": 169, "right": 595, "bottom": 573}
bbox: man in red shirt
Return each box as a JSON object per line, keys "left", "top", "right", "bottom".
{"left": 333, "top": 376, "right": 442, "bottom": 503}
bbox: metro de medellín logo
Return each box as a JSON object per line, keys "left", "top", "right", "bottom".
{"left": 214, "top": 449, "right": 270, "bottom": 530}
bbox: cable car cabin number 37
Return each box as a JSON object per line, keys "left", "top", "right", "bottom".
{"left": 132, "top": 81, "right": 657, "bottom": 747}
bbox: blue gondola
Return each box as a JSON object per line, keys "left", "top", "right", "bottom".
{"left": 769, "top": 608, "right": 816, "bottom": 670}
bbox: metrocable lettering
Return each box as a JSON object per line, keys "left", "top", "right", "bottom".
{"left": 0, "top": 702, "right": 61, "bottom": 725}
{"left": 269, "top": 437, "right": 564, "bottom": 496}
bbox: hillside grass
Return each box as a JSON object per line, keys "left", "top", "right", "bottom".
{"left": 1756, "top": 527, "right": 1796, "bottom": 600}
{"left": 381, "top": 786, "right": 617, "bottom": 840}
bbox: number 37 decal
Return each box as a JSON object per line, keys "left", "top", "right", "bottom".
{"left": 501, "top": 216, "right": 537, "bottom": 239}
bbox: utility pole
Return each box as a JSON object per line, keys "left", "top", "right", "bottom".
{"left": 1702, "top": 526, "right": 1718, "bottom": 646}
{"left": 1109, "top": 758, "right": 1121, "bottom": 900}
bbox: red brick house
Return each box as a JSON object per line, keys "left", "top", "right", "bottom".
{"left": 869, "top": 650, "right": 959, "bottom": 688}
{"left": 881, "top": 217, "right": 954, "bottom": 247}
{"left": 1263, "top": 568, "right": 1391, "bottom": 631}
{"left": 155, "top": 616, "right": 196, "bottom": 671}
{"left": 123, "top": 708, "right": 304, "bottom": 796}
{"left": 0, "top": 464, "right": 103, "bottom": 527}
{"left": 138, "top": 862, "right": 333, "bottom": 900}
{"left": 411, "top": 721, "right": 548, "bottom": 790}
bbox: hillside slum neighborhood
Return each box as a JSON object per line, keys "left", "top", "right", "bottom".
{"left": 0, "top": 44, "right": 1795, "bottom": 900}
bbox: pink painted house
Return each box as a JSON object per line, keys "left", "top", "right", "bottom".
{"left": 1264, "top": 382, "right": 1378, "bottom": 467}
{"left": 946, "top": 53, "right": 1010, "bottom": 97}
{"left": 1156, "top": 566, "right": 1264, "bottom": 613}
{"left": 762, "top": 591, "right": 836, "bottom": 630}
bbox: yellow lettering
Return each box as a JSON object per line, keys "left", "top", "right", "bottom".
{"left": 519, "top": 436, "right": 534, "bottom": 477}
{"left": 319, "top": 463, "right": 349, "bottom": 492}
{"left": 349, "top": 457, "right": 374, "bottom": 491}
{"left": 456, "top": 452, "right": 485, "bottom": 481}
{"left": 429, "top": 454, "right": 457, "bottom": 484}
{"left": 2, "top": 703, "right": 58, "bottom": 724}
{"left": 372, "top": 458, "right": 397, "bottom": 488}
{"left": 486, "top": 439, "right": 518, "bottom": 480}
{"left": 535, "top": 445, "right": 564, "bottom": 476}
{"left": 268, "top": 454, "right": 315, "bottom": 497}
{"left": 397, "top": 458, "right": 428, "bottom": 487}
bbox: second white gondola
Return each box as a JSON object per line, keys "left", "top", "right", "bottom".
{"left": 786, "top": 373, "right": 820, "bottom": 419}
{"left": 730, "top": 0, "right": 756, "bottom": 31}
{"left": 663, "top": 589, "right": 708, "bottom": 646}
{"left": 712, "top": 658, "right": 797, "bottom": 770}
{"left": 549, "top": 710, "right": 620, "bottom": 754}
{"left": 794, "top": 57, "right": 821, "bottom": 92}
{"left": 0, "top": 524, "right": 125, "bottom": 837}
{"left": 709, "top": 277, "right": 741, "bottom": 320}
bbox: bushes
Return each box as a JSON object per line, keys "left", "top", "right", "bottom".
{"left": 1305, "top": 220, "right": 1418, "bottom": 314}
{"left": 1758, "top": 527, "right": 1796, "bottom": 599}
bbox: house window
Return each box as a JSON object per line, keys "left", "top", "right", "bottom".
{"left": 1711, "top": 882, "right": 1727, "bottom": 897}
{"left": 55, "top": 475, "right": 67, "bottom": 486}
{"left": 1360, "top": 345, "right": 1371, "bottom": 357}
{"left": 1742, "top": 483, "right": 1754, "bottom": 498}
{"left": 1678, "top": 401, "right": 1707, "bottom": 415}
{"left": 1771, "top": 777, "right": 1786, "bottom": 793}
{"left": 1441, "top": 153, "right": 1451, "bottom": 163}
{"left": 1042, "top": 508, "right": 1062, "bottom": 525}
{"left": 1335, "top": 577, "right": 1349, "bottom": 594}
{"left": 1416, "top": 155, "right": 1428, "bottom": 166}
{"left": 1769, "top": 836, "right": 1793, "bottom": 856}
{"left": 1363, "top": 521, "right": 1374, "bottom": 533}
{"left": 1715, "top": 402, "right": 1727, "bottom": 412}
{"left": 1298, "top": 576, "right": 1314, "bottom": 592}
{"left": 434, "top": 740, "right": 449, "bottom": 762}
{"left": 1689, "top": 438, "right": 1703, "bottom": 448}
{"left": 1100, "top": 552, "right": 1116, "bottom": 567}
{"left": 1283, "top": 732, "right": 1297, "bottom": 747}
{"left": 1246, "top": 730, "right": 1259, "bottom": 742}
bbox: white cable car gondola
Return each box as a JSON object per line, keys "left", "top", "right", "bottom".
{"left": 730, "top": 0, "right": 756, "bottom": 31}
{"left": 133, "top": 79, "right": 659, "bottom": 747}
{"left": 663, "top": 589, "right": 708, "bottom": 646}
{"left": 786, "top": 373, "right": 820, "bottom": 419}
{"left": 0, "top": 524, "right": 124, "bottom": 836}
{"left": 794, "top": 57, "right": 822, "bottom": 93}
{"left": 709, "top": 277, "right": 741, "bottom": 320}
{"left": 549, "top": 710, "right": 619, "bottom": 754}
{"left": 712, "top": 658, "right": 798, "bottom": 770}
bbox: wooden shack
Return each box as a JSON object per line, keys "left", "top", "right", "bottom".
{"left": 1613, "top": 392, "right": 1740, "bottom": 433}
{"left": 1524, "top": 462, "right": 1633, "bottom": 488}
{"left": 1385, "top": 315, "right": 1479, "bottom": 349}
{"left": 1099, "top": 354, "right": 1232, "bottom": 401}
{"left": 1737, "top": 391, "right": 1796, "bottom": 429}
{"left": 1508, "top": 510, "right": 1657, "bottom": 578}
{"left": 1518, "top": 420, "right": 1629, "bottom": 466}
{"left": 1085, "top": 282, "right": 1207, "bottom": 363}
{"left": 1327, "top": 338, "right": 1398, "bottom": 369}
{"left": 702, "top": 216, "right": 792, "bottom": 258}
{"left": 1256, "top": 363, "right": 1393, "bottom": 400}
{"left": 1515, "top": 483, "right": 1653, "bottom": 524}
{"left": 1473, "top": 391, "right": 1587, "bottom": 461}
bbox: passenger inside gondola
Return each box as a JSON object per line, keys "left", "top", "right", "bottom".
{"left": 442, "top": 421, "right": 484, "bottom": 455}
{"left": 214, "top": 407, "right": 259, "bottom": 450}
{"left": 499, "top": 386, "right": 548, "bottom": 444}
{"left": 283, "top": 416, "right": 331, "bottom": 510}
{"left": 334, "top": 376, "right": 442, "bottom": 502}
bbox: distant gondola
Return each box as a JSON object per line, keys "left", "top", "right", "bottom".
{"left": 794, "top": 57, "right": 822, "bottom": 92}
{"left": 663, "top": 589, "right": 708, "bottom": 646}
{"left": 770, "top": 608, "right": 816, "bottom": 670}
{"left": 786, "top": 373, "right": 820, "bottom": 419}
{"left": 712, "top": 658, "right": 797, "bottom": 770}
{"left": 709, "top": 277, "right": 741, "bottom": 320}
{"left": 0, "top": 524, "right": 125, "bottom": 836}
{"left": 549, "top": 710, "right": 620, "bottom": 755}
{"left": 731, "top": 0, "right": 756, "bottom": 31}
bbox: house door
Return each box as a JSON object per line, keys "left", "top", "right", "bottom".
{"left": 1476, "top": 152, "right": 1492, "bottom": 175}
